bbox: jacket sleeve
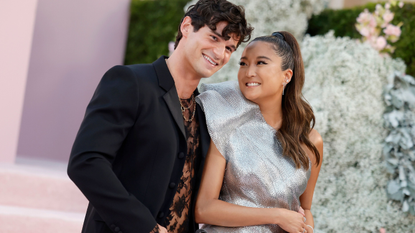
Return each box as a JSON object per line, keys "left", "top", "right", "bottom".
{"left": 67, "top": 65, "right": 157, "bottom": 233}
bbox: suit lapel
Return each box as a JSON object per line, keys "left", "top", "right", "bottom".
{"left": 163, "top": 89, "right": 186, "bottom": 138}
{"left": 153, "top": 56, "right": 186, "bottom": 139}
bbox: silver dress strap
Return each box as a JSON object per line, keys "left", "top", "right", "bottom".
{"left": 196, "top": 81, "right": 311, "bottom": 233}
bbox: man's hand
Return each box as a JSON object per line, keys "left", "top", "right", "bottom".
{"left": 150, "top": 224, "right": 168, "bottom": 233}
{"left": 158, "top": 225, "right": 168, "bottom": 233}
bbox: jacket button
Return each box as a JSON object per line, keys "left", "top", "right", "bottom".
{"left": 158, "top": 212, "right": 164, "bottom": 218}
{"left": 169, "top": 182, "right": 176, "bottom": 189}
{"left": 178, "top": 152, "right": 185, "bottom": 159}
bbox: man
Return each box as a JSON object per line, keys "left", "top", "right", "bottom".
{"left": 67, "top": 0, "right": 253, "bottom": 233}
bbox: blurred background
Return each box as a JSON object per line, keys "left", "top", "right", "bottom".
{"left": 1, "top": 0, "right": 414, "bottom": 232}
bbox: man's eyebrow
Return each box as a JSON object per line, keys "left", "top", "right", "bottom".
{"left": 211, "top": 30, "right": 224, "bottom": 39}
{"left": 211, "top": 30, "right": 237, "bottom": 51}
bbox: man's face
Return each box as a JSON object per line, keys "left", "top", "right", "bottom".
{"left": 182, "top": 20, "right": 240, "bottom": 79}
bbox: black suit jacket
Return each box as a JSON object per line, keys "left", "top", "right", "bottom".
{"left": 68, "top": 56, "right": 210, "bottom": 233}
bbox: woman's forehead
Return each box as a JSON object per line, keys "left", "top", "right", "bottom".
{"left": 243, "top": 41, "right": 278, "bottom": 57}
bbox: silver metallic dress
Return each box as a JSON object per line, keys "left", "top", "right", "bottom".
{"left": 196, "top": 81, "right": 311, "bottom": 233}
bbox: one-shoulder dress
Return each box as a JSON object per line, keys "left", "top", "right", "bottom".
{"left": 195, "top": 81, "right": 311, "bottom": 233}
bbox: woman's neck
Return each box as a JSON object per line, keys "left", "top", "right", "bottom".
{"left": 258, "top": 97, "right": 283, "bottom": 130}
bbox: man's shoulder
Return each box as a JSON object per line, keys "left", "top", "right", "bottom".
{"left": 123, "top": 63, "right": 155, "bottom": 76}
{"left": 106, "top": 62, "right": 158, "bottom": 83}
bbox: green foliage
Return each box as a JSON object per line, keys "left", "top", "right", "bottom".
{"left": 391, "top": 3, "right": 415, "bottom": 77}
{"left": 124, "top": 0, "right": 191, "bottom": 65}
{"left": 306, "top": 2, "right": 415, "bottom": 76}
{"left": 383, "top": 71, "right": 415, "bottom": 216}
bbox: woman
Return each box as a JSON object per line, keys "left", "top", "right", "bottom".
{"left": 195, "top": 31, "right": 323, "bottom": 233}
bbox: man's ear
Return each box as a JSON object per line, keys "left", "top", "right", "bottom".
{"left": 180, "top": 16, "right": 193, "bottom": 38}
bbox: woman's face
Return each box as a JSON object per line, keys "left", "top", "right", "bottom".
{"left": 238, "top": 41, "right": 292, "bottom": 105}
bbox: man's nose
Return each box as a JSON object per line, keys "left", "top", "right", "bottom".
{"left": 213, "top": 43, "right": 226, "bottom": 60}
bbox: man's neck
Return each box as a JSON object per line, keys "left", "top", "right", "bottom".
{"left": 166, "top": 53, "right": 201, "bottom": 99}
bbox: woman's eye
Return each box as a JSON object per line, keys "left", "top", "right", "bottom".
{"left": 239, "top": 62, "right": 246, "bottom": 66}
{"left": 257, "top": 61, "right": 267, "bottom": 65}
{"left": 211, "top": 36, "right": 217, "bottom": 41}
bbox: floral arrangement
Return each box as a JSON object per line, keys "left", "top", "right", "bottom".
{"left": 301, "top": 32, "right": 414, "bottom": 232}
{"left": 355, "top": 0, "right": 404, "bottom": 56}
{"left": 383, "top": 70, "right": 415, "bottom": 216}
{"left": 184, "top": 0, "right": 329, "bottom": 85}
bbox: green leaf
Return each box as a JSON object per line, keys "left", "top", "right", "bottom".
{"left": 388, "top": 180, "right": 401, "bottom": 194}
{"left": 403, "top": 200, "right": 409, "bottom": 212}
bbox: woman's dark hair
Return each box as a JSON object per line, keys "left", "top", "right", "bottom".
{"left": 251, "top": 31, "right": 321, "bottom": 169}
{"left": 174, "top": 0, "right": 253, "bottom": 49}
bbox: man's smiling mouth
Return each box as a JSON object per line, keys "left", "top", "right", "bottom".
{"left": 203, "top": 54, "right": 218, "bottom": 66}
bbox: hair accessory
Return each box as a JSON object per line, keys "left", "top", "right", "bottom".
{"left": 272, "top": 32, "right": 285, "bottom": 41}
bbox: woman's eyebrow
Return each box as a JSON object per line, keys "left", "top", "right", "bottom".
{"left": 257, "top": 56, "right": 272, "bottom": 61}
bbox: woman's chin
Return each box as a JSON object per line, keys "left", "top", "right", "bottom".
{"left": 243, "top": 94, "right": 258, "bottom": 103}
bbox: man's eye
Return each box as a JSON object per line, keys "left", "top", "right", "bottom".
{"left": 211, "top": 36, "right": 218, "bottom": 41}
{"left": 226, "top": 47, "right": 232, "bottom": 52}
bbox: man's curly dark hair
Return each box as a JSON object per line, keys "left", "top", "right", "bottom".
{"left": 174, "top": 0, "right": 253, "bottom": 49}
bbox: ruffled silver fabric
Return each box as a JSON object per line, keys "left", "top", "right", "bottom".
{"left": 196, "top": 81, "right": 311, "bottom": 233}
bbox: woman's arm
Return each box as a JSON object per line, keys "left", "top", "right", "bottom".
{"left": 300, "top": 129, "right": 324, "bottom": 232}
{"left": 195, "top": 140, "right": 306, "bottom": 232}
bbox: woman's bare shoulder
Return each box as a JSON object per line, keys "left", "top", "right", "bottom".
{"left": 306, "top": 129, "right": 323, "bottom": 165}
{"left": 309, "top": 129, "right": 323, "bottom": 149}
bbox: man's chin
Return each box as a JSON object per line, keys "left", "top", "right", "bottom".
{"left": 198, "top": 71, "right": 215, "bottom": 79}
{"left": 202, "top": 68, "right": 221, "bottom": 78}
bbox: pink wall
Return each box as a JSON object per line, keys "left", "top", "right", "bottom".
{"left": 16, "top": 0, "right": 131, "bottom": 162}
{"left": 0, "top": 0, "right": 38, "bottom": 163}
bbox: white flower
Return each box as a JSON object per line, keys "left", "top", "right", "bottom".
{"left": 382, "top": 10, "right": 394, "bottom": 24}
{"left": 357, "top": 9, "right": 372, "bottom": 24}
{"left": 374, "top": 36, "right": 387, "bottom": 50}
{"left": 359, "top": 27, "right": 370, "bottom": 37}
{"left": 384, "top": 24, "right": 402, "bottom": 37}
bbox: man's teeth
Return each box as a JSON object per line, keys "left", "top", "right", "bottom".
{"left": 247, "top": 83, "right": 260, "bottom": 86}
{"left": 203, "top": 55, "right": 217, "bottom": 65}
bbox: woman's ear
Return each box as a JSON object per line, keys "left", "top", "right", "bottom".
{"left": 284, "top": 69, "right": 293, "bottom": 84}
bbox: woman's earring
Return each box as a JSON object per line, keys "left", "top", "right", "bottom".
{"left": 282, "top": 79, "right": 288, "bottom": 95}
